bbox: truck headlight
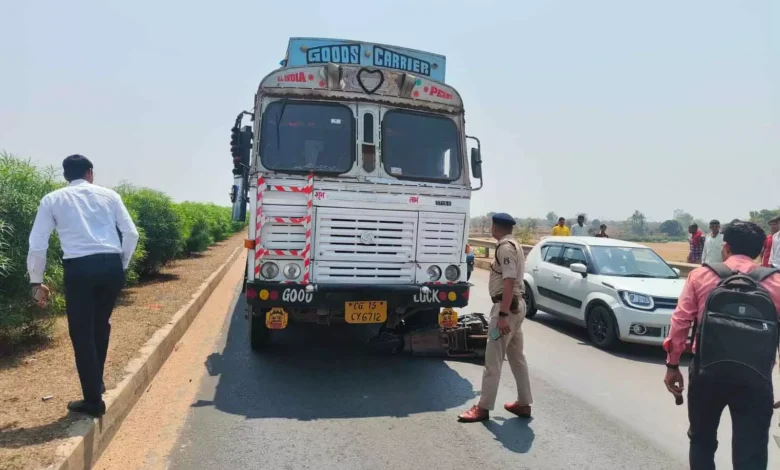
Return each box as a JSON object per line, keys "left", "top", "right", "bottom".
{"left": 619, "top": 291, "right": 654, "bottom": 310}
{"left": 427, "top": 265, "right": 442, "bottom": 281}
{"left": 260, "top": 262, "right": 279, "bottom": 279}
{"left": 444, "top": 265, "right": 460, "bottom": 281}
{"left": 283, "top": 263, "right": 301, "bottom": 280}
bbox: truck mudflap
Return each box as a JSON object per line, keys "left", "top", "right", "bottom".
{"left": 368, "top": 312, "right": 490, "bottom": 360}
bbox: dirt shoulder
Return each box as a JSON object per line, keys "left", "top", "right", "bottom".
{"left": 0, "top": 233, "right": 244, "bottom": 470}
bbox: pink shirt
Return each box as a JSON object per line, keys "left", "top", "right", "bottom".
{"left": 663, "top": 255, "right": 780, "bottom": 364}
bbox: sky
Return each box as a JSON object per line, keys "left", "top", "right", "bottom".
{"left": 1, "top": 0, "right": 777, "bottom": 223}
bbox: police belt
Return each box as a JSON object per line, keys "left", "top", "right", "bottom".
{"left": 491, "top": 295, "right": 520, "bottom": 313}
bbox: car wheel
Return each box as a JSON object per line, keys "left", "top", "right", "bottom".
{"left": 586, "top": 305, "right": 618, "bottom": 349}
{"left": 248, "top": 311, "right": 270, "bottom": 351}
{"left": 523, "top": 284, "right": 537, "bottom": 319}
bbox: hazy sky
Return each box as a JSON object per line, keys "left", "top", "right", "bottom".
{"left": 1, "top": 1, "right": 777, "bottom": 222}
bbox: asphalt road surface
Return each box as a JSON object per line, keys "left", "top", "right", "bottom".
{"left": 98, "top": 263, "right": 780, "bottom": 469}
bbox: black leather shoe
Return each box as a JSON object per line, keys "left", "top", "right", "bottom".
{"left": 67, "top": 400, "right": 106, "bottom": 417}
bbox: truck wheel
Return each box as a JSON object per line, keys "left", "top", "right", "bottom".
{"left": 248, "top": 312, "right": 270, "bottom": 351}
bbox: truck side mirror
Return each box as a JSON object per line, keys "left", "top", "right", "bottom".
{"left": 470, "top": 147, "right": 482, "bottom": 179}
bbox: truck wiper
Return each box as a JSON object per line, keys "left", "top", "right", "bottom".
{"left": 275, "top": 98, "right": 288, "bottom": 150}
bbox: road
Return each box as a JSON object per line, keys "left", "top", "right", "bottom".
{"left": 97, "top": 263, "right": 780, "bottom": 469}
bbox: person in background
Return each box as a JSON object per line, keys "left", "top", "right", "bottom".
{"left": 687, "top": 224, "right": 704, "bottom": 264}
{"left": 594, "top": 224, "right": 609, "bottom": 238}
{"left": 27, "top": 155, "right": 138, "bottom": 417}
{"left": 762, "top": 217, "right": 779, "bottom": 267}
{"left": 663, "top": 221, "right": 780, "bottom": 469}
{"left": 571, "top": 215, "right": 588, "bottom": 236}
{"left": 551, "top": 217, "right": 570, "bottom": 236}
{"left": 458, "top": 213, "right": 533, "bottom": 423}
{"left": 769, "top": 216, "right": 780, "bottom": 268}
{"left": 701, "top": 219, "right": 724, "bottom": 264}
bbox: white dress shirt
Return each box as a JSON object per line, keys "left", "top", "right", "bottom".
{"left": 771, "top": 231, "right": 780, "bottom": 268}
{"left": 571, "top": 224, "right": 588, "bottom": 236}
{"left": 27, "top": 179, "right": 139, "bottom": 283}
{"left": 701, "top": 232, "right": 724, "bottom": 264}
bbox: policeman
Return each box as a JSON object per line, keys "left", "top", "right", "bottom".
{"left": 458, "top": 212, "right": 533, "bottom": 422}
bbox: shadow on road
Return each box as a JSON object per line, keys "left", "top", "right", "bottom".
{"left": 530, "top": 312, "right": 692, "bottom": 367}
{"left": 482, "top": 417, "right": 535, "bottom": 454}
{"left": 192, "top": 298, "right": 477, "bottom": 420}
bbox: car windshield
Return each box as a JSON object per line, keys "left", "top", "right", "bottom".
{"left": 591, "top": 246, "right": 677, "bottom": 278}
{"left": 260, "top": 101, "right": 354, "bottom": 174}
{"left": 381, "top": 110, "right": 461, "bottom": 182}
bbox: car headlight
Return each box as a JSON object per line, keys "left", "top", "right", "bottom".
{"left": 619, "top": 291, "right": 654, "bottom": 310}
{"left": 260, "top": 262, "right": 279, "bottom": 279}
{"left": 444, "top": 265, "right": 460, "bottom": 281}
{"left": 283, "top": 263, "right": 301, "bottom": 280}
{"left": 427, "top": 265, "right": 442, "bottom": 281}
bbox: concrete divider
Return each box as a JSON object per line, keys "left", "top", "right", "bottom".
{"left": 468, "top": 238, "right": 699, "bottom": 278}
{"left": 46, "top": 247, "right": 243, "bottom": 470}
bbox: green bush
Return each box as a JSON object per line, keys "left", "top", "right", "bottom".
{"left": 0, "top": 152, "right": 242, "bottom": 347}
{"left": 115, "top": 183, "right": 183, "bottom": 276}
{"left": 0, "top": 154, "right": 65, "bottom": 344}
{"left": 175, "top": 202, "right": 215, "bottom": 254}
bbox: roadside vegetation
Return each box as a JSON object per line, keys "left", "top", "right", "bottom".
{"left": 0, "top": 152, "right": 245, "bottom": 350}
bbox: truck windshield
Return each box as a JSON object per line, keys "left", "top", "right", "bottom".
{"left": 381, "top": 110, "right": 461, "bottom": 182}
{"left": 260, "top": 101, "right": 355, "bottom": 174}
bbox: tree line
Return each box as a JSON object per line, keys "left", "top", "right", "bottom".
{"left": 470, "top": 208, "right": 780, "bottom": 243}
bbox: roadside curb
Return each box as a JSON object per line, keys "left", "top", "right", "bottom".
{"left": 45, "top": 246, "right": 243, "bottom": 470}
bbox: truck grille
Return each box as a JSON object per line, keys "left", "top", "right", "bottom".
{"left": 313, "top": 261, "right": 414, "bottom": 284}
{"left": 416, "top": 212, "right": 465, "bottom": 262}
{"left": 314, "top": 208, "right": 417, "bottom": 263}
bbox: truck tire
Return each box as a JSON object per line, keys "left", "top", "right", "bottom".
{"left": 248, "top": 312, "right": 270, "bottom": 351}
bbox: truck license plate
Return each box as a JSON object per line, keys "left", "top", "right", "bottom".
{"left": 345, "top": 301, "right": 387, "bottom": 324}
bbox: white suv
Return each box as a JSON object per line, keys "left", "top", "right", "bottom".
{"left": 523, "top": 236, "right": 686, "bottom": 349}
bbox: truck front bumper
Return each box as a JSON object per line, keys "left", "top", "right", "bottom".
{"left": 245, "top": 281, "right": 470, "bottom": 311}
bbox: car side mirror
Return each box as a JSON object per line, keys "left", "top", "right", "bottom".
{"left": 672, "top": 267, "right": 681, "bottom": 277}
{"left": 570, "top": 263, "right": 588, "bottom": 277}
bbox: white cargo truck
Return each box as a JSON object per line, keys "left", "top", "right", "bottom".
{"left": 230, "top": 38, "right": 486, "bottom": 353}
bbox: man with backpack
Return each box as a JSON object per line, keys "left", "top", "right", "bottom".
{"left": 663, "top": 220, "right": 780, "bottom": 469}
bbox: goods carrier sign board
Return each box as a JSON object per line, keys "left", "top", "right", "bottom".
{"left": 285, "top": 38, "right": 447, "bottom": 83}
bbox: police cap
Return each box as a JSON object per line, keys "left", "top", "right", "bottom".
{"left": 491, "top": 213, "right": 516, "bottom": 227}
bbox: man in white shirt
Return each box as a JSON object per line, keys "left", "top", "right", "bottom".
{"left": 571, "top": 215, "right": 588, "bottom": 236}
{"left": 770, "top": 223, "right": 780, "bottom": 269}
{"left": 701, "top": 219, "right": 724, "bottom": 265}
{"left": 28, "top": 155, "right": 138, "bottom": 417}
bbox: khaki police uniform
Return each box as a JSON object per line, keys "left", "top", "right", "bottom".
{"left": 477, "top": 234, "right": 533, "bottom": 410}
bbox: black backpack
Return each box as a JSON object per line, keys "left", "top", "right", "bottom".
{"left": 696, "top": 263, "right": 780, "bottom": 388}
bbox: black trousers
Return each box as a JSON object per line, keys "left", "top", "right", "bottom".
{"left": 63, "top": 253, "right": 125, "bottom": 403}
{"left": 687, "top": 370, "right": 774, "bottom": 470}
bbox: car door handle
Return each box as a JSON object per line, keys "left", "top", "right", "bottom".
{"left": 553, "top": 274, "right": 562, "bottom": 280}
{"left": 532, "top": 268, "right": 539, "bottom": 273}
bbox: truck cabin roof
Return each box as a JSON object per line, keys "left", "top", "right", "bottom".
{"left": 257, "top": 38, "right": 462, "bottom": 114}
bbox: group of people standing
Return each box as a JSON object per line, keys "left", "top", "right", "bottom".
{"left": 551, "top": 215, "right": 609, "bottom": 238}
{"left": 687, "top": 217, "right": 780, "bottom": 268}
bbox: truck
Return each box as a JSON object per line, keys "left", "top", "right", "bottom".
{"left": 229, "top": 38, "right": 487, "bottom": 356}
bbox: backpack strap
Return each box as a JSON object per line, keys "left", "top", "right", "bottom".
{"left": 704, "top": 263, "right": 736, "bottom": 280}
{"left": 746, "top": 267, "right": 780, "bottom": 283}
